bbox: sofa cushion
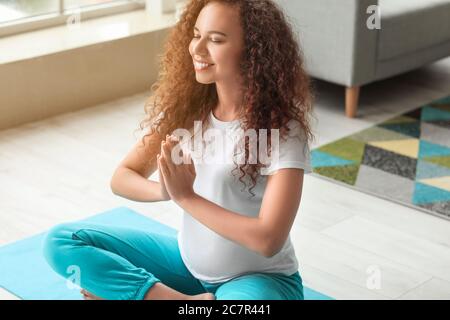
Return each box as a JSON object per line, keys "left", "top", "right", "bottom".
{"left": 378, "top": 0, "right": 450, "bottom": 61}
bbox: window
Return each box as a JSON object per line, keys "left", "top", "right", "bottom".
{"left": 0, "top": 1, "right": 59, "bottom": 24}
{"left": 65, "top": 1, "right": 130, "bottom": 11}
{"left": 0, "top": 0, "right": 145, "bottom": 37}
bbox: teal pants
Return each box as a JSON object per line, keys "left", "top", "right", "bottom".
{"left": 43, "top": 222, "right": 304, "bottom": 300}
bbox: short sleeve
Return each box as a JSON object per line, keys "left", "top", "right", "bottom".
{"left": 260, "top": 120, "right": 312, "bottom": 175}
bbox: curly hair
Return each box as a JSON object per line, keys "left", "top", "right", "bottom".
{"left": 138, "top": 0, "right": 315, "bottom": 197}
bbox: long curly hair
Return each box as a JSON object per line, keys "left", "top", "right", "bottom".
{"left": 138, "top": 0, "right": 315, "bottom": 197}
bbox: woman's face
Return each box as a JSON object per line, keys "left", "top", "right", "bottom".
{"left": 189, "top": 2, "right": 244, "bottom": 84}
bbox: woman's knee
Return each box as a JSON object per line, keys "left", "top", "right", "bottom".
{"left": 42, "top": 222, "right": 84, "bottom": 275}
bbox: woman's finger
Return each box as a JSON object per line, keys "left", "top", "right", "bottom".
{"left": 157, "top": 157, "right": 163, "bottom": 178}
{"left": 167, "top": 134, "right": 183, "bottom": 163}
{"left": 162, "top": 141, "right": 174, "bottom": 166}
{"left": 160, "top": 140, "right": 167, "bottom": 162}
{"left": 169, "top": 134, "right": 179, "bottom": 143}
{"left": 158, "top": 154, "right": 171, "bottom": 178}
{"left": 162, "top": 140, "right": 174, "bottom": 165}
{"left": 165, "top": 134, "right": 178, "bottom": 150}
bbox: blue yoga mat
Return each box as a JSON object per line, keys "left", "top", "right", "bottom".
{"left": 0, "top": 207, "right": 333, "bottom": 300}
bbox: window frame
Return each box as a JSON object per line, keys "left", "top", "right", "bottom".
{"left": 0, "top": 0, "right": 146, "bottom": 37}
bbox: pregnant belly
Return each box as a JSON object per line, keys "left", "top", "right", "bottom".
{"left": 180, "top": 217, "right": 270, "bottom": 279}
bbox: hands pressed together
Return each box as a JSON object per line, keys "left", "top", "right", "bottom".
{"left": 157, "top": 134, "right": 197, "bottom": 204}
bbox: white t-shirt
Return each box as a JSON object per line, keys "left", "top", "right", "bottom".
{"left": 177, "top": 110, "right": 312, "bottom": 283}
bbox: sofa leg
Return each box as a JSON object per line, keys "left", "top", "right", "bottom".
{"left": 345, "top": 86, "right": 360, "bottom": 118}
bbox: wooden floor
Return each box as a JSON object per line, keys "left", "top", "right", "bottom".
{"left": 1, "top": 57, "right": 450, "bottom": 300}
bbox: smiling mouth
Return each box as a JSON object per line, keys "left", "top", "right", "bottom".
{"left": 194, "top": 60, "right": 215, "bottom": 70}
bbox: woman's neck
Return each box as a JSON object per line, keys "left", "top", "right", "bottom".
{"left": 212, "top": 104, "right": 242, "bottom": 122}
{"left": 214, "top": 81, "right": 245, "bottom": 122}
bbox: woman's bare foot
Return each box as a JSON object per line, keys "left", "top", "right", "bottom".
{"left": 187, "top": 293, "right": 216, "bottom": 300}
{"left": 80, "top": 287, "right": 214, "bottom": 300}
{"left": 80, "top": 289, "right": 104, "bottom": 300}
{"left": 144, "top": 282, "right": 216, "bottom": 300}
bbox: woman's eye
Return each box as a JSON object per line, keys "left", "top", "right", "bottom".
{"left": 193, "top": 35, "right": 222, "bottom": 43}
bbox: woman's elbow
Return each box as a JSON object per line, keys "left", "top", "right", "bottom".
{"left": 110, "top": 178, "right": 116, "bottom": 194}
{"left": 262, "top": 247, "right": 280, "bottom": 259}
{"left": 261, "top": 238, "right": 283, "bottom": 258}
{"left": 110, "top": 169, "right": 121, "bottom": 195}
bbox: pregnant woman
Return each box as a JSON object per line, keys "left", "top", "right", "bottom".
{"left": 43, "top": 0, "right": 315, "bottom": 300}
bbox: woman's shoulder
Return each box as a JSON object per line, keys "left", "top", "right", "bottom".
{"left": 279, "top": 118, "right": 305, "bottom": 139}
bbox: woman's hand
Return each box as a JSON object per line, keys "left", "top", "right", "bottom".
{"left": 157, "top": 135, "right": 181, "bottom": 201}
{"left": 158, "top": 135, "right": 196, "bottom": 204}
{"left": 157, "top": 158, "right": 171, "bottom": 201}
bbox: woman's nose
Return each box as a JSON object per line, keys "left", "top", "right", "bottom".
{"left": 193, "top": 39, "right": 208, "bottom": 56}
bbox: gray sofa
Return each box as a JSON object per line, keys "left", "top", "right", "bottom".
{"left": 276, "top": 0, "right": 450, "bottom": 117}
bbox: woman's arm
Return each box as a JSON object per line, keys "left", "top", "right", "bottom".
{"left": 111, "top": 133, "right": 170, "bottom": 202}
{"left": 177, "top": 195, "right": 268, "bottom": 256}
{"left": 111, "top": 166, "right": 167, "bottom": 202}
{"left": 158, "top": 136, "right": 304, "bottom": 257}
{"left": 257, "top": 168, "right": 304, "bottom": 256}
{"left": 177, "top": 168, "right": 304, "bottom": 258}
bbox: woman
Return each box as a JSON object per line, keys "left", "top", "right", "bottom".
{"left": 43, "top": 0, "right": 315, "bottom": 300}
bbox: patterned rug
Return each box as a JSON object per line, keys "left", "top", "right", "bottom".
{"left": 311, "top": 95, "right": 450, "bottom": 220}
